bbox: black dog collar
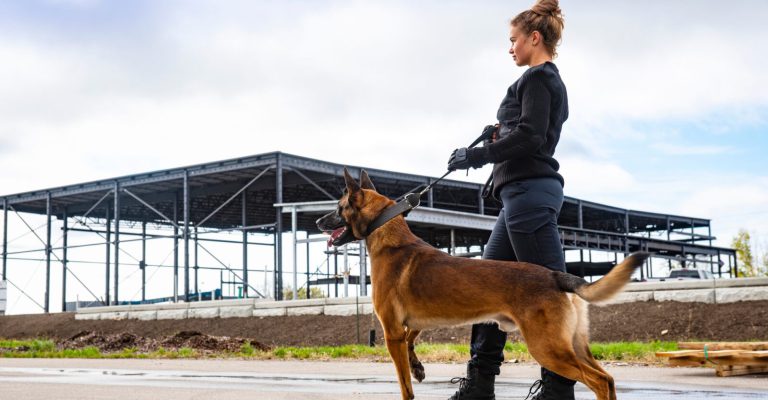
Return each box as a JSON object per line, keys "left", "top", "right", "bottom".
{"left": 363, "top": 192, "right": 421, "bottom": 237}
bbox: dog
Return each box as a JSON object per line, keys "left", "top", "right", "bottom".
{"left": 317, "top": 168, "right": 649, "bottom": 400}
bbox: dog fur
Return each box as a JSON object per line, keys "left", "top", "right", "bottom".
{"left": 317, "top": 168, "right": 649, "bottom": 400}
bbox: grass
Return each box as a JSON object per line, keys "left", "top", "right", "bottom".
{"left": 0, "top": 338, "right": 678, "bottom": 363}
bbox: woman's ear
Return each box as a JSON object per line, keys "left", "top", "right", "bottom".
{"left": 531, "top": 30, "right": 542, "bottom": 46}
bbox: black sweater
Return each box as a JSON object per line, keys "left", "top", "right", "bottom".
{"left": 472, "top": 62, "right": 568, "bottom": 197}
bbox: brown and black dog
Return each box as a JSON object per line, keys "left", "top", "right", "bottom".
{"left": 317, "top": 168, "right": 649, "bottom": 400}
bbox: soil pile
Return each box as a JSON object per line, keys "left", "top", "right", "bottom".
{"left": 59, "top": 330, "right": 270, "bottom": 353}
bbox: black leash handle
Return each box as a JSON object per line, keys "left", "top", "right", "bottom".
{"left": 367, "top": 127, "right": 494, "bottom": 237}
{"left": 419, "top": 127, "right": 492, "bottom": 197}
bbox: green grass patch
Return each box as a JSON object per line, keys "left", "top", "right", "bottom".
{"left": 0, "top": 338, "right": 677, "bottom": 362}
{"left": 270, "top": 345, "right": 389, "bottom": 360}
{"left": 590, "top": 341, "right": 677, "bottom": 361}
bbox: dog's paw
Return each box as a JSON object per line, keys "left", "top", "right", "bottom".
{"left": 411, "top": 361, "right": 426, "bottom": 382}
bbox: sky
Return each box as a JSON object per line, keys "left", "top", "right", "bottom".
{"left": 1, "top": 0, "right": 767, "bottom": 313}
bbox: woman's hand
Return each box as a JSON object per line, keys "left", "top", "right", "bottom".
{"left": 447, "top": 147, "right": 486, "bottom": 171}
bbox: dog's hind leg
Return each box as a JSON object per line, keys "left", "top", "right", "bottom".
{"left": 381, "top": 315, "right": 415, "bottom": 400}
{"left": 521, "top": 313, "right": 614, "bottom": 400}
{"left": 406, "top": 328, "right": 425, "bottom": 382}
{"left": 571, "top": 298, "right": 616, "bottom": 400}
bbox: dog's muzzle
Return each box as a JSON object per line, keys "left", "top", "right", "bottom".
{"left": 316, "top": 210, "right": 357, "bottom": 247}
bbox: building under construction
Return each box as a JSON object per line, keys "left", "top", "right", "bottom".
{"left": 0, "top": 152, "right": 738, "bottom": 314}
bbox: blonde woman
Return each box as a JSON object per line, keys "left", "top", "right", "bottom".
{"left": 446, "top": 1, "right": 574, "bottom": 399}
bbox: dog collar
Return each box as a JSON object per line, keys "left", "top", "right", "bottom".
{"left": 364, "top": 192, "right": 421, "bottom": 236}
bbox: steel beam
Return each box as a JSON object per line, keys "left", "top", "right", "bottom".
{"left": 196, "top": 167, "right": 271, "bottom": 228}
{"left": 122, "top": 189, "right": 179, "bottom": 229}
{"left": 287, "top": 167, "right": 335, "bottom": 200}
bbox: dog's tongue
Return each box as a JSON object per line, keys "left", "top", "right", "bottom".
{"left": 327, "top": 227, "right": 346, "bottom": 247}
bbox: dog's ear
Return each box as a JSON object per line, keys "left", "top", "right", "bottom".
{"left": 360, "top": 170, "right": 376, "bottom": 192}
{"left": 343, "top": 167, "right": 360, "bottom": 193}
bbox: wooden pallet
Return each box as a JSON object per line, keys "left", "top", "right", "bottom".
{"left": 678, "top": 342, "right": 768, "bottom": 351}
{"left": 656, "top": 343, "right": 768, "bottom": 376}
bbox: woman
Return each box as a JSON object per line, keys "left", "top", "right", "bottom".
{"left": 446, "top": 1, "right": 574, "bottom": 399}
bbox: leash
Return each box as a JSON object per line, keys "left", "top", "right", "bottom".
{"left": 364, "top": 128, "right": 493, "bottom": 236}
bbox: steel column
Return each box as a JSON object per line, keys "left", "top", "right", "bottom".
{"left": 141, "top": 221, "right": 146, "bottom": 302}
{"left": 306, "top": 236, "right": 310, "bottom": 299}
{"left": 624, "top": 211, "right": 630, "bottom": 254}
{"left": 183, "top": 171, "right": 190, "bottom": 300}
{"left": 343, "top": 245, "right": 349, "bottom": 297}
{"left": 427, "top": 179, "right": 434, "bottom": 208}
{"left": 194, "top": 227, "right": 199, "bottom": 297}
{"left": 242, "top": 191, "right": 248, "bottom": 298}
{"left": 477, "top": 187, "right": 483, "bottom": 215}
{"left": 578, "top": 200, "right": 584, "bottom": 229}
{"left": 61, "top": 209, "right": 68, "bottom": 312}
{"left": 173, "top": 192, "right": 179, "bottom": 302}
{"left": 2, "top": 198, "right": 7, "bottom": 281}
{"left": 113, "top": 182, "right": 120, "bottom": 305}
{"left": 45, "top": 192, "right": 52, "bottom": 313}
{"left": 291, "top": 207, "right": 298, "bottom": 300}
{"left": 275, "top": 154, "right": 283, "bottom": 300}
{"left": 105, "top": 204, "right": 111, "bottom": 306}
{"left": 360, "top": 240, "right": 367, "bottom": 296}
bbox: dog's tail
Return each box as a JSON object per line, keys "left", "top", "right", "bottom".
{"left": 554, "top": 252, "right": 650, "bottom": 304}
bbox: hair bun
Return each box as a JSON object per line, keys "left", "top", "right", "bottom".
{"left": 531, "top": 0, "right": 562, "bottom": 17}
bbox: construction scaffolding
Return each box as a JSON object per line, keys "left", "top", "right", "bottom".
{"left": 0, "top": 152, "right": 738, "bottom": 314}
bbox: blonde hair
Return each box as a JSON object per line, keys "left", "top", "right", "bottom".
{"left": 511, "top": 0, "right": 564, "bottom": 58}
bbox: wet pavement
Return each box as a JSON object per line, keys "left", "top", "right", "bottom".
{"left": 0, "top": 359, "right": 765, "bottom": 399}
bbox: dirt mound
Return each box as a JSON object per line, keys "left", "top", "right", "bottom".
{"left": 59, "top": 330, "right": 270, "bottom": 353}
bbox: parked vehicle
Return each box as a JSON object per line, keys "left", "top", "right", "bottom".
{"left": 660, "top": 268, "right": 714, "bottom": 281}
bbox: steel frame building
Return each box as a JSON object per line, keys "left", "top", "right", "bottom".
{"left": 0, "top": 152, "right": 737, "bottom": 313}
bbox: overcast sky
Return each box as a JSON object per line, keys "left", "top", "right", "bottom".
{"left": 1, "top": 1, "right": 767, "bottom": 311}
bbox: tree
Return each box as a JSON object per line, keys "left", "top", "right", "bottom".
{"left": 732, "top": 229, "right": 760, "bottom": 277}
{"left": 282, "top": 286, "right": 327, "bottom": 300}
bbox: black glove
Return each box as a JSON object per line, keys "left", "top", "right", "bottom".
{"left": 447, "top": 147, "right": 486, "bottom": 171}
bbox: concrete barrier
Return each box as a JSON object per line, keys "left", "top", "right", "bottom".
{"left": 220, "top": 306, "right": 254, "bottom": 318}
{"left": 156, "top": 309, "right": 188, "bottom": 320}
{"left": 73, "top": 279, "right": 768, "bottom": 321}
{"left": 129, "top": 310, "right": 158, "bottom": 321}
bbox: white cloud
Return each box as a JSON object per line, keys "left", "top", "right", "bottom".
{"left": 650, "top": 143, "right": 733, "bottom": 156}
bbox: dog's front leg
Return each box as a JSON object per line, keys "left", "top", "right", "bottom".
{"left": 406, "top": 328, "right": 425, "bottom": 382}
{"left": 383, "top": 324, "right": 415, "bottom": 400}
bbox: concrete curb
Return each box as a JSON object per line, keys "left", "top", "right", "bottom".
{"left": 74, "top": 279, "right": 768, "bottom": 320}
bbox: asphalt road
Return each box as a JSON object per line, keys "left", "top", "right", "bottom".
{"left": 0, "top": 358, "right": 766, "bottom": 399}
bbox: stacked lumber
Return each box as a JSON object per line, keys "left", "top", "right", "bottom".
{"left": 656, "top": 342, "right": 768, "bottom": 377}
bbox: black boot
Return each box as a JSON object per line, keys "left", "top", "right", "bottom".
{"left": 448, "top": 359, "right": 496, "bottom": 400}
{"left": 525, "top": 368, "right": 575, "bottom": 400}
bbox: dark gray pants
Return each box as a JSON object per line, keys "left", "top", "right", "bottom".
{"left": 470, "top": 177, "right": 572, "bottom": 386}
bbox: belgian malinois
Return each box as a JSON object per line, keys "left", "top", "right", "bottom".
{"left": 317, "top": 168, "right": 649, "bottom": 400}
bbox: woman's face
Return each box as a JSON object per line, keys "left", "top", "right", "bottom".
{"left": 509, "top": 24, "right": 533, "bottom": 67}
